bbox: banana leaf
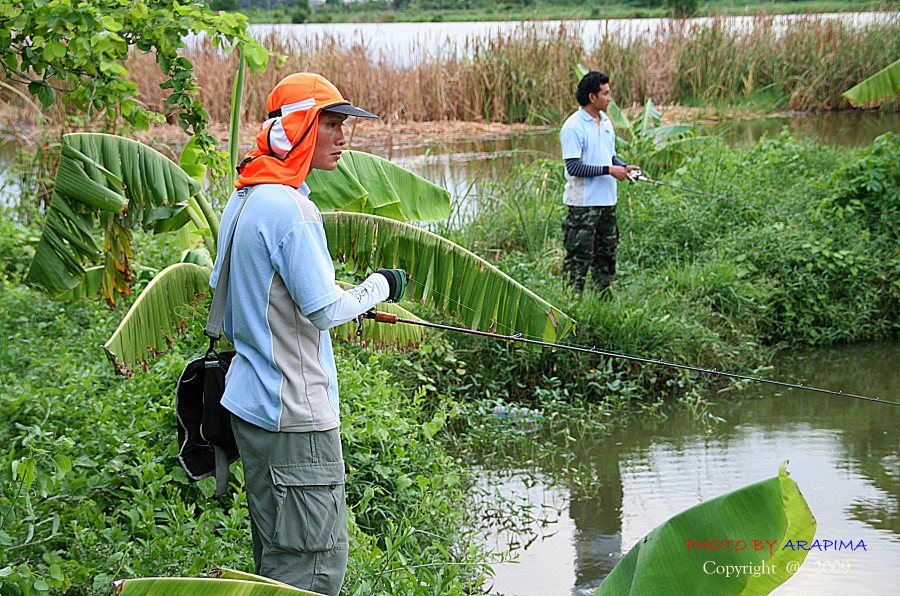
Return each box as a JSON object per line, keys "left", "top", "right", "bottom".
{"left": 103, "top": 262, "right": 212, "bottom": 375}
{"left": 306, "top": 151, "right": 451, "bottom": 222}
{"left": 652, "top": 124, "right": 695, "bottom": 140}
{"left": 59, "top": 265, "right": 104, "bottom": 301}
{"left": 843, "top": 58, "right": 900, "bottom": 108}
{"left": 635, "top": 98, "right": 661, "bottom": 139}
{"left": 323, "top": 212, "right": 574, "bottom": 343}
{"left": 595, "top": 463, "right": 815, "bottom": 596}
{"left": 26, "top": 133, "right": 200, "bottom": 303}
{"left": 179, "top": 136, "right": 208, "bottom": 184}
{"left": 209, "top": 568, "right": 295, "bottom": 586}
{"left": 643, "top": 136, "right": 722, "bottom": 171}
{"left": 113, "top": 577, "right": 321, "bottom": 595}
{"left": 331, "top": 281, "right": 426, "bottom": 349}
{"left": 103, "top": 266, "right": 428, "bottom": 374}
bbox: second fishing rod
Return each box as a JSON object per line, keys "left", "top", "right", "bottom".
{"left": 626, "top": 168, "right": 736, "bottom": 201}
{"left": 356, "top": 310, "right": 896, "bottom": 407}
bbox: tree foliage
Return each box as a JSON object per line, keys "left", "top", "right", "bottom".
{"left": 0, "top": 0, "right": 268, "bottom": 157}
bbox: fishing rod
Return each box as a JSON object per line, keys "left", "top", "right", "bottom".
{"left": 358, "top": 310, "right": 896, "bottom": 407}
{"left": 627, "top": 169, "right": 736, "bottom": 202}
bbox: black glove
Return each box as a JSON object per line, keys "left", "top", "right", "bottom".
{"left": 376, "top": 268, "right": 408, "bottom": 303}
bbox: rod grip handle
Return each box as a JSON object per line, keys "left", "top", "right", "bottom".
{"left": 365, "top": 310, "right": 398, "bottom": 324}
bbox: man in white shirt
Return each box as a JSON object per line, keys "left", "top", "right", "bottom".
{"left": 559, "top": 71, "right": 640, "bottom": 295}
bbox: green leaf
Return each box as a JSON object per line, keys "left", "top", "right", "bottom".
{"left": 606, "top": 100, "right": 632, "bottom": 133}
{"left": 179, "top": 136, "right": 207, "bottom": 183}
{"left": 115, "top": 577, "right": 321, "bottom": 595}
{"left": 59, "top": 265, "right": 104, "bottom": 300}
{"left": 102, "top": 262, "right": 211, "bottom": 375}
{"left": 595, "top": 463, "right": 815, "bottom": 596}
{"left": 181, "top": 248, "right": 213, "bottom": 269}
{"left": 243, "top": 44, "right": 269, "bottom": 70}
{"left": 843, "top": 58, "right": 900, "bottom": 108}
{"left": 146, "top": 204, "right": 191, "bottom": 233}
{"left": 44, "top": 41, "right": 66, "bottom": 60}
{"left": 635, "top": 97, "right": 661, "bottom": 139}
{"left": 652, "top": 124, "right": 694, "bottom": 140}
{"left": 322, "top": 212, "right": 574, "bottom": 343}
{"left": 14, "top": 457, "right": 37, "bottom": 487}
{"left": 643, "top": 135, "right": 721, "bottom": 171}
{"left": 100, "top": 15, "right": 122, "bottom": 32}
{"left": 26, "top": 133, "right": 200, "bottom": 299}
{"left": 307, "top": 151, "right": 451, "bottom": 222}
{"left": 210, "top": 568, "right": 296, "bottom": 587}
{"left": 228, "top": 50, "right": 247, "bottom": 188}
{"left": 28, "top": 81, "right": 56, "bottom": 107}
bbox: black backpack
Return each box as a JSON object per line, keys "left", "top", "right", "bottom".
{"left": 175, "top": 349, "right": 239, "bottom": 496}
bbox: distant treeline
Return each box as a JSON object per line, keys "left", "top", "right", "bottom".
{"left": 218, "top": 0, "right": 859, "bottom": 7}
{"left": 225, "top": 1, "right": 893, "bottom": 24}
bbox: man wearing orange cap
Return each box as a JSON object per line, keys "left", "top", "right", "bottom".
{"left": 210, "top": 73, "right": 407, "bottom": 594}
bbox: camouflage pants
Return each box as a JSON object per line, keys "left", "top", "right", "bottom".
{"left": 562, "top": 205, "right": 618, "bottom": 292}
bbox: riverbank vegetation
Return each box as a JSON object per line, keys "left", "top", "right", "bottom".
{"left": 239, "top": 0, "right": 894, "bottom": 25}
{"left": 437, "top": 130, "right": 898, "bottom": 477}
{"left": 113, "top": 14, "right": 900, "bottom": 122}
{"left": 3, "top": 127, "right": 896, "bottom": 592}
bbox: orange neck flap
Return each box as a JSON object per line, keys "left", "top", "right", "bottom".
{"left": 235, "top": 107, "right": 321, "bottom": 189}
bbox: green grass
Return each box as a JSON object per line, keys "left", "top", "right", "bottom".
{"left": 0, "top": 225, "right": 493, "bottom": 593}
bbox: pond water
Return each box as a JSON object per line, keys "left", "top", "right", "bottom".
{"left": 477, "top": 342, "right": 900, "bottom": 595}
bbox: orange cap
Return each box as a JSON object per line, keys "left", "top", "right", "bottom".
{"left": 236, "top": 73, "right": 376, "bottom": 189}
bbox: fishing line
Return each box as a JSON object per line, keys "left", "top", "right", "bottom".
{"left": 360, "top": 311, "right": 896, "bottom": 407}
{"left": 630, "top": 171, "right": 737, "bottom": 202}
{"left": 405, "top": 277, "right": 529, "bottom": 338}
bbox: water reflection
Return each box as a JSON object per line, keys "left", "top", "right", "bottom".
{"left": 711, "top": 111, "right": 900, "bottom": 148}
{"left": 480, "top": 343, "right": 900, "bottom": 595}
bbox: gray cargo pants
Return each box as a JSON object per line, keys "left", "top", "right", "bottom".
{"left": 232, "top": 415, "right": 348, "bottom": 596}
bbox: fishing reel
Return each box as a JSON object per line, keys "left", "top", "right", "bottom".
{"left": 626, "top": 168, "right": 643, "bottom": 183}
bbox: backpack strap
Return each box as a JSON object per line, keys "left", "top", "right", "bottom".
{"left": 205, "top": 185, "right": 260, "bottom": 343}
{"left": 203, "top": 184, "right": 260, "bottom": 497}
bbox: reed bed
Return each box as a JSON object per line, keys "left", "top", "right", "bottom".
{"left": 3, "top": 14, "right": 897, "bottom": 132}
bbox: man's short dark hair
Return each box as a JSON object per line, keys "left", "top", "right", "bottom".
{"left": 576, "top": 71, "right": 610, "bottom": 106}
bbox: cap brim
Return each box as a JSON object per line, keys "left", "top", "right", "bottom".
{"left": 323, "top": 102, "right": 378, "bottom": 119}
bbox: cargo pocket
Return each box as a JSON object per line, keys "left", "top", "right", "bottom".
{"left": 270, "top": 461, "right": 345, "bottom": 553}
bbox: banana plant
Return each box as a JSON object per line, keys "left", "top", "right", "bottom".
{"left": 606, "top": 97, "right": 720, "bottom": 172}
{"left": 595, "top": 463, "right": 815, "bottom": 595}
{"left": 112, "top": 465, "right": 813, "bottom": 594}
